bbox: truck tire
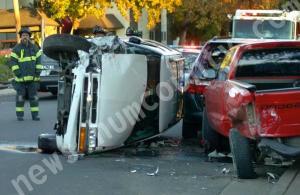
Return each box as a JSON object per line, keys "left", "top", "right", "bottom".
{"left": 182, "top": 120, "right": 199, "bottom": 139}
{"left": 38, "top": 134, "right": 57, "bottom": 153}
{"left": 43, "top": 34, "right": 91, "bottom": 61}
{"left": 229, "top": 128, "right": 256, "bottom": 179}
{"left": 202, "top": 108, "right": 220, "bottom": 153}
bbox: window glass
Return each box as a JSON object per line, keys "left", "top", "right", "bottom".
{"left": 236, "top": 48, "right": 300, "bottom": 77}
{"left": 233, "top": 20, "right": 293, "bottom": 39}
{"left": 191, "top": 42, "right": 240, "bottom": 79}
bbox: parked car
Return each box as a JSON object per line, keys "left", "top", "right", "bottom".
{"left": 182, "top": 38, "right": 249, "bottom": 139}
{"left": 169, "top": 46, "right": 201, "bottom": 71}
{"left": 177, "top": 46, "right": 201, "bottom": 86}
{"left": 38, "top": 35, "right": 184, "bottom": 155}
{"left": 40, "top": 54, "right": 60, "bottom": 95}
{"left": 202, "top": 41, "right": 300, "bottom": 179}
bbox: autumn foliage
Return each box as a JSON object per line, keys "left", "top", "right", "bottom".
{"left": 169, "top": 0, "right": 286, "bottom": 44}
{"left": 36, "top": 0, "right": 182, "bottom": 29}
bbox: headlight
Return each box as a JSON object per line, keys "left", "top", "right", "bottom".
{"left": 88, "top": 128, "right": 98, "bottom": 151}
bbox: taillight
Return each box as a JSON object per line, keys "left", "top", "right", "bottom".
{"left": 187, "top": 79, "right": 210, "bottom": 94}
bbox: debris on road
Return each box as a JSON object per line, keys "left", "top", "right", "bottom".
{"left": 221, "top": 168, "right": 231, "bottom": 174}
{"left": 115, "top": 159, "right": 126, "bottom": 162}
{"left": 170, "top": 171, "right": 176, "bottom": 176}
{"left": 146, "top": 166, "right": 159, "bottom": 176}
{"left": 267, "top": 172, "right": 279, "bottom": 184}
{"left": 208, "top": 150, "right": 226, "bottom": 158}
{"left": 130, "top": 170, "right": 137, "bottom": 173}
{"left": 129, "top": 164, "right": 160, "bottom": 176}
{"left": 67, "top": 153, "right": 85, "bottom": 163}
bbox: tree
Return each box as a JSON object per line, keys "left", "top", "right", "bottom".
{"left": 169, "top": 0, "right": 225, "bottom": 44}
{"left": 170, "top": 0, "right": 282, "bottom": 44}
{"left": 34, "top": 0, "right": 182, "bottom": 32}
{"left": 224, "top": 0, "right": 280, "bottom": 11}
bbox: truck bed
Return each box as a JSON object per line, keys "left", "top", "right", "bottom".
{"left": 236, "top": 77, "right": 300, "bottom": 91}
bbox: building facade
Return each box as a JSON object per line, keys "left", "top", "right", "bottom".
{"left": 0, "top": 0, "right": 167, "bottom": 45}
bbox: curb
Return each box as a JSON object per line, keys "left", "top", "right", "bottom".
{"left": 0, "top": 84, "right": 8, "bottom": 90}
{"left": 0, "top": 88, "right": 16, "bottom": 97}
{"left": 221, "top": 178, "right": 274, "bottom": 195}
{"left": 270, "top": 162, "right": 300, "bottom": 195}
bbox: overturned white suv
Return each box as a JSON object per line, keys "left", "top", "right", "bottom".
{"left": 38, "top": 34, "right": 184, "bottom": 155}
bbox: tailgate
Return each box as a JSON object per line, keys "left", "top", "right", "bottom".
{"left": 255, "top": 88, "right": 300, "bottom": 137}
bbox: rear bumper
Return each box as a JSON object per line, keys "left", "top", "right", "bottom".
{"left": 39, "top": 76, "right": 58, "bottom": 92}
{"left": 258, "top": 138, "right": 300, "bottom": 158}
{"left": 183, "top": 92, "right": 203, "bottom": 124}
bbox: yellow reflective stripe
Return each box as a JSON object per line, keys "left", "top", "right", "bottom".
{"left": 11, "top": 52, "right": 19, "bottom": 59}
{"left": 36, "top": 64, "right": 43, "bottom": 69}
{"left": 24, "top": 76, "right": 34, "bottom": 81}
{"left": 11, "top": 65, "right": 20, "bottom": 71}
{"left": 36, "top": 50, "right": 42, "bottom": 58}
{"left": 15, "top": 76, "right": 36, "bottom": 82}
{"left": 16, "top": 107, "right": 24, "bottom": 112}
{"left": 19, "top": 56, "right": 36, "bottom": 62}
{"left": 20, "top": 49, "right": 24, "bottom": 59}
{"left": 15, "top": 77, "right": 24, "bottom": 82}
{"left": 31, "top": 107, "right": 39, "bottom": 112}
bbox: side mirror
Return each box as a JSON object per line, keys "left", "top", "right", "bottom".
{"left": 202, "top": 69, "right": 216, "bottom": 79}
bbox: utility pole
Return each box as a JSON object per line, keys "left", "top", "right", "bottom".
{"left": 13, "top": 0, "right": 21, "bottom": 43}
{"left": 161, "top": 9, "right": 167, "bottom": 44}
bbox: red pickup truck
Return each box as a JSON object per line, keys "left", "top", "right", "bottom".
{"left": 202, "top": 41, "right": 300, "bottom": 179}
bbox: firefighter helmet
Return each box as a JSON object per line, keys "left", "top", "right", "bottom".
{"left": 18, "top": 27, "right": 31, "bottom": 36}
{"left": 126, "top": 27, "right": 135, "bottom": 36}
{"left": 92, "top": 25, "right": 107, "bottom": 35}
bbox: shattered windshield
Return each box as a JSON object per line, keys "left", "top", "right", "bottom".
{"left": 182, "top": 52, "right": 198, "bottom": 71}
{"left": 190, "top": 42, "right": 239, "bottom": 79}
{"left": 236, "top": 48, "right": 300, "bottom": 77}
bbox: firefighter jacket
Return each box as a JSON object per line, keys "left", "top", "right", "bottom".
{"left": 10, "top": 42, "right": 43, "bottom": 82}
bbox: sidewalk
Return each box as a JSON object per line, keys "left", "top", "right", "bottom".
{"left": 221, "top": 161, "right": 300, "bottom": 195}
{"left": 270, "top": 162, "right": 300, "bottom": 195}
{"left": 0, "top": 87, "right": 15, "bottom": 96}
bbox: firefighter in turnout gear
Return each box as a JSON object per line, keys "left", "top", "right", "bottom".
{"left": 10, "top": 27, "right": 43, "bottom": 121}
{"left": 92, "top": 25, "right": 107, "bottom": 37}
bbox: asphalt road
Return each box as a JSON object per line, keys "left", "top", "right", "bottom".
{"left": 0, "top": 92, "right": 287, "bottom": 195}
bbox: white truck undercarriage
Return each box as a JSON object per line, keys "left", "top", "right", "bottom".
{"left": 38, "top": 35, "right": 184, "bottom": 155}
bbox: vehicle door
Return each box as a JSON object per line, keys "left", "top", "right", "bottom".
{"left": 205, "top": 48, "right": 237, "bottom": 133}
{"left": 159, "top": 55, "right": 184, "bottom": 132}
